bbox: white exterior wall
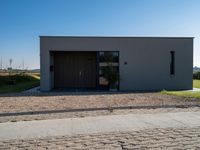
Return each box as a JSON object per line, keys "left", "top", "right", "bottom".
{"left": 40, "top": 36, "right": 193, "bottom": 91}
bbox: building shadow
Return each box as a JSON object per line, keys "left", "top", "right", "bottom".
{"left": 0, "top": 90, "right": 158, "bottom": 98}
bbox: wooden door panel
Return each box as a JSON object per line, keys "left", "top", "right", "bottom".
{"left": 54, "top": 52, "right": 96, "bottom": 89}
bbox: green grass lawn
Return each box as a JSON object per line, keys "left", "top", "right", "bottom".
{"left": 161, "top": 79, "right": 200, "bottom": 99}
{"left": 193, "top": 79, "right": 200, "bottom": 88}
{"left": 0, "top": 73, "right": 40, "bottom": 94}
{"left": 161, "top": 90, "right": 200, "bottom": 99}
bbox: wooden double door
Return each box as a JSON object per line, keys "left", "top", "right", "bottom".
{"left": 54, "top": 52, "right": 97, "bottom": 89}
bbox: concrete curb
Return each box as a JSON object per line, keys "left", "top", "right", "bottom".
{"left": 0, "top": 104, "right": 199, "bottom": 117}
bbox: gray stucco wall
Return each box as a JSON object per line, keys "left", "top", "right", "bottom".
{"left": 40, "top": 36, "right": 193, "bottom": 91}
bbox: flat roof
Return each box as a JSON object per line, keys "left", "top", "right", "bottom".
{"left": 40, "top": 36, "right": 194, "bottom": 39}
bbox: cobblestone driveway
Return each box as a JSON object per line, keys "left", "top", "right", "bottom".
{"left": 0, "top": 127, "right": 200, "bottom": 149}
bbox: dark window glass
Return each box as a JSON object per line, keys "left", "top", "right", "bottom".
{"left": 99, "top": 52, "right": 119, "bottom": 63}
{"left": 99, "top": 66, "right": 119, "bottom": 76}
{"left": 98, "top": 51, "right": 119, "bottom": 89}
{"left": 170, "top": 51, "right": 175, "bottom": 75}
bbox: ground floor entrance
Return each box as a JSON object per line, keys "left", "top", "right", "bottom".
{"left": 54, "top": 52, "right": 97, "bottom": 89}
{"left": 52, "top": 51, "right": 119, "bottom": 90}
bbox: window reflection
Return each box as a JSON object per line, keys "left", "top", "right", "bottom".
{"left": 98, "top": 51, "right": 119, "bottom": 89}
{"left": 99, "top": 51, "right": 119, "bottom": 63}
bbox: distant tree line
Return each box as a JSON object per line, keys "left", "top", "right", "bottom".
{"left": 193, "top": 71, "right": 200, "bottom": 79}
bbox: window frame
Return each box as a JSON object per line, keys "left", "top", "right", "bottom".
{"left": 97, "top": 51, "right": 119, "bottom": 90}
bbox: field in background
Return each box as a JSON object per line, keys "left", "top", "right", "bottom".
{"left": 0, "top": 72, "right": 40, "bottom": 94}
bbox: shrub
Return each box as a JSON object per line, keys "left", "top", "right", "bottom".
{"left": 193, "top": 71, "right": 200, "bottom": 79}
{"left": 102, "top": 65, "right": 119, "bottom": 89}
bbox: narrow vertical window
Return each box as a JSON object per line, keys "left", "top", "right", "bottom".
{"left": 170, "top": 51, "right": 175, "bottom": 75}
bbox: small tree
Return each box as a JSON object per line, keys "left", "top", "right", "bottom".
{"left": 193, "top": 71, "right": 200, "bottom": 79}
{"left": 7, "top": 58, "right": 16, "bottom": 85}
{"left": 9, "top": 58, "right": 12, "bottom": 68}
{"left": 8, "top": 58, "right": 13, "bottom": 76}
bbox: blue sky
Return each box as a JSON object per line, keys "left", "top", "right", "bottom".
{"left": 0, "top": 0, "right": 200, "bottom": 69}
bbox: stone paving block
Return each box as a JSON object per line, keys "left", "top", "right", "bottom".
{"left": 1, "top": 127, "right": 200, "bottom": 149}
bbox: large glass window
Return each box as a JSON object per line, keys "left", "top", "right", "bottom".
{"left": 98, "top": 51, "right": 119, "bottom": 89}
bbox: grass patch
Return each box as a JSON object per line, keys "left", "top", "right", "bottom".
{"left": 193, "top": 80, "right": 200, "bottom": 88}
{"left": 27, "top": 73, "right": 40, "bottom": 80}
{"left": 0, "top": 73, "right": 40, "bottom": 94}
{"left": 161, "top": 90, "right": 200, "bottom": 99}
{"left": 160, "top": 80, "right": 200, "bottom": 99}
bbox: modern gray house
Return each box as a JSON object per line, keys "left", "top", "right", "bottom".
{"left": 40, "top": 36, "right": 193, "bottom": 91}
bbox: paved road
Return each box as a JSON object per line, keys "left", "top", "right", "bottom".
{"left": 0, "top": 112, "right": 200, "bottom": 141}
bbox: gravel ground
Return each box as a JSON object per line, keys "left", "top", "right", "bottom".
{"left": 0, "top": 92, "right": 200, "bottom": 113}
{"left": 0, "top": 127, "right": 200, "bottom": 149}
{"left": 0, "top": 92, "right": 200, "bottom": 123}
